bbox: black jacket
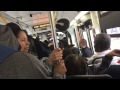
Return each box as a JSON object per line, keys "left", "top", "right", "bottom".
{"left": 81, "top": 47, "right": 93, "bottom": 58}
{"left": 96, "top": 56, "right": 120, "bottom": 79}
{"left": 35, "top": 39, "right": 51, "bottom": 60}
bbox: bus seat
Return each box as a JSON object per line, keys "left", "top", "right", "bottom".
{"left": 88, "top": 57, "right": 103, "bottom": 74}
{"left": 66, "top": 74, "right": 112, "bottom": 79}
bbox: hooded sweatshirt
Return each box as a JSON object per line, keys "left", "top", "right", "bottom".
{"left": 0, "top": 25, "right": 19, "bottom": 49}
{"left": 0, "top": 25, "right": 63, "bottom": 79}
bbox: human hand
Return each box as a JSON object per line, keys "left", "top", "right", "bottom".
{"left": 48, "top": 48, "right": 63, "bottom": 65}
{"left": 53, "top": 60, "right": 67, "bottom": 76}
{"left": 106, "top": 49, "right": 120, "bottom": 57}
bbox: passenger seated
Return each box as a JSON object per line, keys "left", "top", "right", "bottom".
{"left": 0, "top": 25, "right": 66, "bottom": 79}
{"left": 96, "top": 49, "right": 120, "bottom": 79}
{"left": 65, "top": 54, "right": 88, "bottom": 76}
{"left": 63, "top": 46, "right": 80, "bottom": 60}
{"left": 87, "top": 33, "right": 111, "bottom": 65}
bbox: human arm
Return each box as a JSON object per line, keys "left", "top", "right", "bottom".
{"left": 52, "top": 60, "right": 67, "bottom": 79}
{"left": 41, "top": 48, "right": 63, "bottom": 75}
{"left": 96, "top": 49, "right": 120, "bottom": 74}
{"left": 33, "top": 48, "right": 66, "bottom": 79}
{"left": 25, "top": 53, "right": 66, "bottom": 79}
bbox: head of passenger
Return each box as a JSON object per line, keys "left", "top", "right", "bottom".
{"left": 80, "top": 39, "right": 87, "bottom": 48}
{"left": 62, "top": 37, "right": 69, "bottom": 48}
{"left": 17, "top": 30, "right": 30, "bottom": 53}
{"left": 44, "top": 40, "right": 49, "bottom": 46}
{"left": 10, "top": 29, "right": 30, "bottom": 53}
{"left": 6, "top": 22, "right": 30, "bottom": 52}
{"left": 6, "top": 22, "right": 21, "bottom": 36}
{"left": 94, "top": 33, "right": 111, "bottom": 52}
{"left": 63, "top": 47, "right": 79, "bottom": 60}
{"left": 65, "top": 54, "right": 88, "bottom": 76}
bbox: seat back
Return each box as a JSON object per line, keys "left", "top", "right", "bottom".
{"left": 88, "top": 57, "right": 103, "bottom": 74}
{"left": 66, "top": 74, "right": 112, "bottom": 79}
{"left": 0, "top": 45, "right": 17, "bottom": 63}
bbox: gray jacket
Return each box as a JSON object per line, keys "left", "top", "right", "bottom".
{"left": 0, "top": 25, "right": 64, "bottom": 79}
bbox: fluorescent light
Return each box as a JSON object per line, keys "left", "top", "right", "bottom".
{"left": 100, "top": 11, "right": 108, "bottom": 15}
{"left": 75, "top": 11, "right": 89, "bottom": 20}
{"left": 70, "top": 20, "right": 76, "bottom": 26}
{"left": 70, "top": 11, "right": 89, "bottom": 26}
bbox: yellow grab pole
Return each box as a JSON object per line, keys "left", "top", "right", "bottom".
{"left": 0, "top": 13, "right": 7, "bottom": 24}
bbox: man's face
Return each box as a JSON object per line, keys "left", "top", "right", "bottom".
{"left": 80, "top": 43, "right": 84, "bottom": 48}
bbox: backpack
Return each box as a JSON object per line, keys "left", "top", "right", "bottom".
{"left": 0, "top": 45, "right": 17, "bottom": 63}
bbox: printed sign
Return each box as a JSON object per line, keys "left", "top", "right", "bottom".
{"left": 33, "top": 23, "right": 50, "bottom": 29}
{"left": 106, "top": 27, "right": 120, "bottom": 35}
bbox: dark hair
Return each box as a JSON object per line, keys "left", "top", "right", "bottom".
{"left": 65, "top": 54, "right": 88, "bottom": 76}
{"left": 80, "top": 39, "right": 87, "bottom": 46}
{"left": 6, "top": 23, "right": 28, "bottom": 51}
{"left": 21, "top": 30, "right": 28, "bottom": 36}
{"left": 94, "top": 33, "right": 111, "bottom": 52}
{"left": 44, "top": 40, "right": 49, "bottom": 45}
{"left": 6, "top": 22, "right": 21, "bottom": 37}
{"left": 63, "top": 47, "right": 79, "bottom": 60}
{"left": 62, "top": 37, "right": 69, "bottom": 47}
{"left": 11, "top": 29, "right": 27, "bottom": 38}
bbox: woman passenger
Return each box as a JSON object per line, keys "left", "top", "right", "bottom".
{"left": 17, "top": 30, "right": 30, "bottom": 52}
{"left": 6, "top": 23, "right": 30, "bottom": 52}
{"left": 10, "top": 29, "right": 30, "bottom": 53}
{"left": 6, "top": 22, "right": 66, "bottom": 77}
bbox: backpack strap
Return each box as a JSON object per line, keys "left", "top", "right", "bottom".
{"left": 0, "top": 45, "right": 17, "bottom": 63}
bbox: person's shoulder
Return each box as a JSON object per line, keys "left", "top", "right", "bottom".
{"left": 10, "top": 52, "right": 40, "bottom": 63}
{"left": 5, "top": 52, "right": 36, "bottom": 67}
{"left": 86, "top": 47, "right": 91, "bottom": 50}
{"left": 12, "top": 52, "right": 35, "bottom": 57}
{"left": 22, "top": 53, "right": 41, "bottom": 62}
{"left": 87, "top": 54, "right": 97, "bottom": 60}
{"left": 11, "top": 52, "right": 47, "bottom": 70}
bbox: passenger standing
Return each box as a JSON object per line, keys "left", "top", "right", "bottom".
{"left": 80, "top": 39, "right": 93, "bottom": 58}
{"left": 6, "top": 22, "right": 21, "bottom": 35}
{"left": 0, "top": 25, "right": 67, "bottom": 79}
{"left": 16, "top": 30, "right": 30, "bottom": 52}
{"left": 6, "top": 22, "right": 30, "bottom": 53}
{"left": 35, "top": 36, "right": 51, "bottom": 60}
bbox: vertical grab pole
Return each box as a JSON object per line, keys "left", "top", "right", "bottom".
{"left": 49, "top": 11, "right": 66, "bottom": 78}
{"left": 49, "top": 11, "right": 58, "bottom": 48}
{"left": 0, "top": 13, "right": 7, "bottom": 24}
